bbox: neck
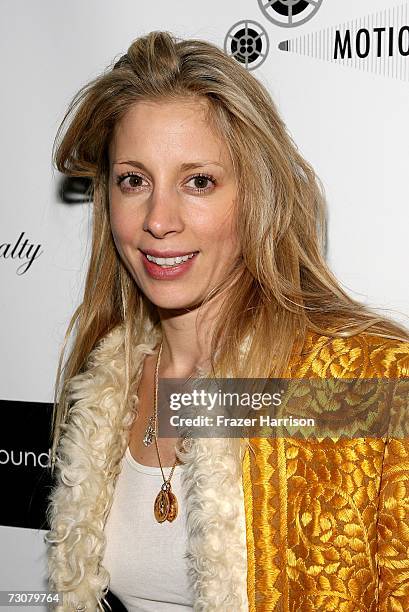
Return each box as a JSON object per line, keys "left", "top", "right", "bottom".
{"left": 156, "top": 296, "right": 222, "bottom": 378}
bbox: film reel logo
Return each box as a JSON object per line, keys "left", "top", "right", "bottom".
{"left": 224, "top": 20, "right": 269, "bottom": 70}
{"left": 258, "top": 0, "right": 323, "bottom": 28}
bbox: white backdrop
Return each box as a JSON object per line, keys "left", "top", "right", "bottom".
{"left": 1, "top": 0, "right": 408, "bottom": 607}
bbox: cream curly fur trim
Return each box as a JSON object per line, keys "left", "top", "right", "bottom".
{"left": 180, "top": 436, "right": 249, "bottom": 611}
{"left": 44, "top": 325, "right": 249, "bottom": 611}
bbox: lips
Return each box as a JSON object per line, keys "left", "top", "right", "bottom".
{"left": 140, "top": 249, "right": 199, "bottom": 280}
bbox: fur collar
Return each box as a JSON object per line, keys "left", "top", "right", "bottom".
{"left": 45, "top": 324, "right": 249, "bottom": 611}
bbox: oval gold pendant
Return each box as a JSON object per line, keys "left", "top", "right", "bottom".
{"left": 166, "top": 491, "right": 178, "bottom": 522}
{"left": 154, "top": 489, "right": 170, "bottom": 523}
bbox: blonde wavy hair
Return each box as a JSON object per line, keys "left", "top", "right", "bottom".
{"left": 49, "top": 30, "right": 409, "bottom": 470}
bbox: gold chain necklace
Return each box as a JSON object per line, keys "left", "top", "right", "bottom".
{"left": 143, "top": 342, "right": 180, "bottom": 523}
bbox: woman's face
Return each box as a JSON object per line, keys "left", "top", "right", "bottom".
{"left": 109, "top": 98, "right": 240, "bottom": 311}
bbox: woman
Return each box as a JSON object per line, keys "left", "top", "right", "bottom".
{"left": 45, "top": 30, "right": 409, "bottom": 611}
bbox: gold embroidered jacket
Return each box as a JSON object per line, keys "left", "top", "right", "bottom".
{"left": 45, "top": 325, "right": 409, "bottom": 611}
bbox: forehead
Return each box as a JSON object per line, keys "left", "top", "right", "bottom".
{"left": 109, "top": 98, "right": 226, "bottom": 160}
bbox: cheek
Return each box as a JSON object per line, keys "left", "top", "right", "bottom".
{"left": 208, "top": 207, "right": 238, "bottom": 249}
{"left": 194, "top": 198, "right": 237, "bottom": 238}
{"left": 193, "top": 211, "right": 240, "bottom": 265}
{"left": 109, "top": 201, "right": 139, "bottom": 246}
{"left": 218, "top": 206, "right": 240, "bottom": 259}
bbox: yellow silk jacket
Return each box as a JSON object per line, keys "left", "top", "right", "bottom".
{"left": 45, "top": 324, "right": 409, "bottom": 611}
{"left": 243, "top": 331, "right": 409, "bottom": 611}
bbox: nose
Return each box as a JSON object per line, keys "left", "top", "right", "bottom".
{"left": 143, "top": 187, "right": 184, "bottom": 238}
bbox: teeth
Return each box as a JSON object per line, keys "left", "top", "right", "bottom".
{"left": 146, "top": 252, "right": 196, "bottom": 267}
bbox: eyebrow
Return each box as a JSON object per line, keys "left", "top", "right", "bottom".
{"left": 111, "top": 160, "right": 225, "bottom": 172}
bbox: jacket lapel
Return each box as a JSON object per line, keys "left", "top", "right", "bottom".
{"left": 46, "top": 324, "right": 249, "bottom": 611}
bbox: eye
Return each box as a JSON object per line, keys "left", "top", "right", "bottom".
{"left": 114, "top": 171, "right": 217, "bottom": 194}
{"left": 115, "top": 171, "right": 147, "bottom": 193}
{"left": 185, "top": 173, "right": 217, "bottom": 193}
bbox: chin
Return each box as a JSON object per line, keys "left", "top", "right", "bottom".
{"left": 145, "top": 292, "right": 204, "bottom": 312}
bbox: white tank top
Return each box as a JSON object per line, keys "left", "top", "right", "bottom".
{"left": 102, "top": 446, "right": 194, "bottom": 611}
